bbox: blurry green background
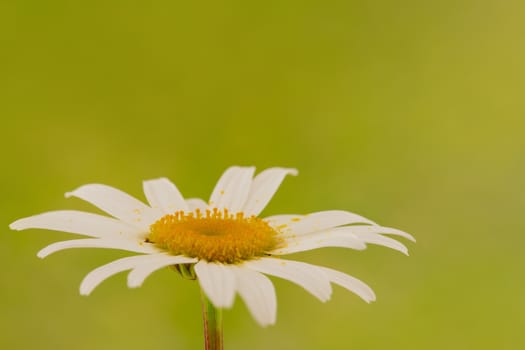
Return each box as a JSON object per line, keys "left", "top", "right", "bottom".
{"left": 1, "top": 1, "right": 524, "bottom": 349}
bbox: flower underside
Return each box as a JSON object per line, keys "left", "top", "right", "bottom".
{"left": 148, "top": 208, "right": 282, "bottom": 264}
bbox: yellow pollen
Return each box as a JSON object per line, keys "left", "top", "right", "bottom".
{"left": 148, "top": 208, "right": 283, "bottom": 264}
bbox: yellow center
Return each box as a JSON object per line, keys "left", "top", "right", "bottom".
{"left": 148, "top": 208, "right": 282, "bottom": 264}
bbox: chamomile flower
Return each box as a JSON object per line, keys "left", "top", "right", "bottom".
{"left": 9, "top": 166, "right": 414, "bottom": 327}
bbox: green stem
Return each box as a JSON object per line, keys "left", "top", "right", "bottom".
{"left": 200, "top": 288, "right": 223, "bottom": 350}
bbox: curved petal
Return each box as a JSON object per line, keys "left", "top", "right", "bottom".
{"left": 324, "top": 225, "right": 412, "bottom": 237}
{"left": 80, "top": 254, "right": 167, "bottom": 295}
{"left": 355, "top": 232, "right": 409, "bottom": 255}
{"left": 372, "top": 227, "right": 416, "bottom": 242}
{"left": 185, "top": 198, "right": 208, "bottom": 213}
{"left": 194, "top": 261, "right": 236, "bottom": 308}
{"left": 319, "top": 266, "right": 376, "bottom": 303}
{"left": 65, "top": 184, "right": 162, "bottom": 230}
{"left": 271, "top": 233, "right": 366, "bottom": 255}
{"left": 9, "top": 210, "right": 144, "bottom": 240}
{"left": 127, "top": 255, "right": 197, "bottom": 288}
{"left": 208, "top": 166, "right": 255, "bottom": 213}
{"left": 323, "top": 226, "right": 410, "bottom": 255}
{"left": 37, "top": 238, "right": 161, "bottom": 258}
{"left": 143, "top": 178, "right": 188, "bottom": 214}
{"left": 231, "top": 265, "right": 277, "bottom": 327}
{"left": 242, "top": 168, "right": 298, "bottom": 216}
{"left": 278, "top": 210, "right": 378, "bottom": 236}
{"left": 244, "top": 258, "right": 332, "bottom": 302}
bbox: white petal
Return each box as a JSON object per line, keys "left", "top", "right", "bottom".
{"left": 327, "top": 225, "right": 411, "bottom": 237}
{"left": 37, "top": 238, "right": 161, "bottom": 258}
{"left": 326, "top": 226, "right": 410, "bottom": 254}
{"left": 208, "top": 166, "right": 255, "bottom": 213}
{"left": 230, "top": 265, "right": 277, "bottom": 327}
{"left": 244, "top": 258, "right": 332, "bottom": 302}
{"left": 185, "top": 198, "right": 208, "bottom": 212}
{"left": 319, "top": 266, "right": 376, "bottom": 303}
{"left": 242, "top": 168, "right": 298, "bottom": 216}
{"left": 80, "top": 254, "right": 166, "bottom": 295}
{"left": 373, "top": 227, "right": 416, "bottom": 242}
{"left": 65, "top": 184, "right": 162, "bottom": 230}
{"left": 194, "top": 261, "right": 236, "bottom": 308}
{"left": 127, "top": 255, "right": 197, "bottom": 288}
{"left": 143, "top": 178, "right": 188, "bottom": 214}
{"left": 9, "top": 210, "right": 144, "bottom": 239}
{"left": 356, "top": 232, "right": 409, "bottom": 255}
{"left": 279, "top": 210, "right": 378, "bottom": 236}
{"left": 271, "top": 232, "right": 366, "bottom": 255}
{"left": 264, "top": 215, "right": 303, "bottom": 230}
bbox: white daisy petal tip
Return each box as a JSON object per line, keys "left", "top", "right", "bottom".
{"left": 385, "top": 227, "right": 416, "bottom": 243}
{"left": 37, "top": 245, "right": 57, "bottom": 259}
{"left": 360, "top": 295, "right": 374, "bottom": 303}
{"left": 127, "top": 276, "right": 143, "bottom": 289}
{"left": 8, "top": 221, "right": 21, "bottom": 230}
{"left": 79, "top": 277, "right": 97, "bottom": 296}
{"left": 65, "top": 183, "right": 98, "bottom": 198}
{"left": 64, "top": 187, "right": 80, "bottom": 198}
{"left": 9, "top": 216, "right": 48, "bottom": 231}
{"left": 143, "top": 176, "right": 166, "bottom": 183}
{"left": 320, "top": 267, "right": 377, "bottom": 303}
{"left": 406, "top": 233, "right": 416, "bottom": 243}
{"left": 286, "top": 168, "right": 299, "bottom": 176}
{"left": 362, "top": 293, "right": 376, "bottom": 304}
{"left": 79, "top": 279, "right": 102, "bottom": 296}
{"left": 79, "top": 285, "right": 92, "bottom": 296}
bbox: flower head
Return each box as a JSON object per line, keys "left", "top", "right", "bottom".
{"left": 9, "top": 166, "right": 414, "bottom": 327}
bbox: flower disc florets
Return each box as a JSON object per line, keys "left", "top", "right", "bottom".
{"left": 148, "top": 208, "right": 282, "bottom": 264}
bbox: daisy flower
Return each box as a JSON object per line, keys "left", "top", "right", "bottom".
{"left": 9, "top": 166, "right": 414, "bottom": 329}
